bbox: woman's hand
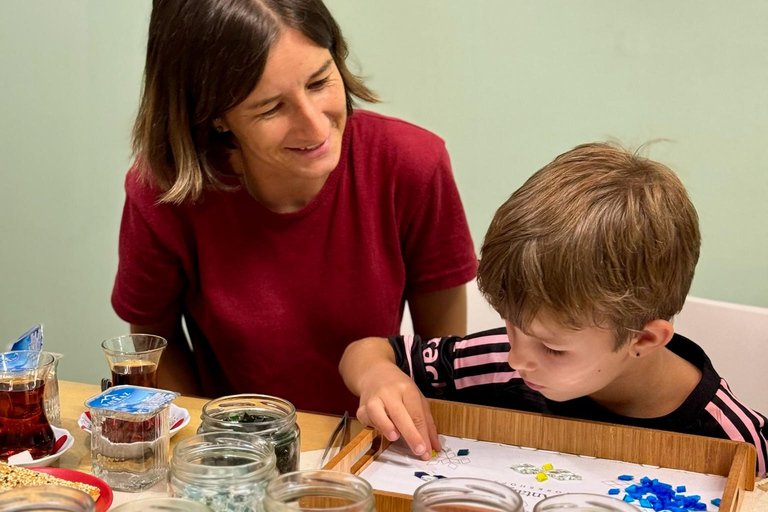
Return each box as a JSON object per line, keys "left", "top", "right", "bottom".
{"left": 340, "top": 337, "right": 440, "bottom": 460}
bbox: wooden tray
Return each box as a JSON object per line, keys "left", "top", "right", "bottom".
{"left": 324, "top": 399, "right": 755, "bottom": 512}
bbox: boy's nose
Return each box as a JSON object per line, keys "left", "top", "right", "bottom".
{"left": 507, "top": 338, "right": 537, "bottom": 372}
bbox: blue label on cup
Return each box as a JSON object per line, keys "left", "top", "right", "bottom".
{"left": 0, "top": 351, "right": 42, "bottom": 371}
{"left": 8, "top": 325, "right": 44, "bottom": 352}
{"left": 86, "top": 385, "right": 178, "bottom": 414}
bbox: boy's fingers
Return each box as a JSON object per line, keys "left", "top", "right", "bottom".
{"left": 364, "top": 398, "right": 400, "bottom": 442}
{"left": 356, "top": 404, "right": 372, "bottom": 427}
{"left": 401, "top": 392, "right": 434, "bottom": 460}
{"left": 422, "top": 396, "right": 441, "bottom": 452}
{"left": 387, "top": 400, "right": 430, "bottom": 459}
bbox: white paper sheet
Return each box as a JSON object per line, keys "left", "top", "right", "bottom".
{"left": 359, "top": 435, "right": 726, "bottom": 511}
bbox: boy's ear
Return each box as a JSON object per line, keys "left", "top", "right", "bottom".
{"left": 630, "top": 320, "right": 675, "bottom": 357}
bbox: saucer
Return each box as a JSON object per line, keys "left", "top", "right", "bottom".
{"left": 7, "top": 426, "right": 74, "bottom": 468}
{"left": 78, "top": 403, "right": 190, "bottom": 437}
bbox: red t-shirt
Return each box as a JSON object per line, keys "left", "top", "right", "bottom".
{"left": 112, "top": 110, "right": 477, "bottom": 414}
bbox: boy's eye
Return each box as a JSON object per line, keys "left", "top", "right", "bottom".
{"left": 308, "top": 76, "right": 331, "bottom": 90}
{"left": 543, "top": 346, "right": 565, "bottom": 356}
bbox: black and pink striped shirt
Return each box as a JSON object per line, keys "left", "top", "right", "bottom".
{"left": 390, "top": 328, "right": 767, "bottom": 477}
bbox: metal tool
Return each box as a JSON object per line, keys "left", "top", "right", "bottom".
{"left": 319, "top": 410, "right": 349, "bottom": 468}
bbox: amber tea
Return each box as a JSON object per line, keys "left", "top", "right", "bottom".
{"left": 111, "top": 359, "right": 158, "bottom": 388}
{"left": 0, "top": 379, "right": 55, "bottom": 460}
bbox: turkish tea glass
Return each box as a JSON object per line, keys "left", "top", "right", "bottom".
{"left": 101, "top": 334, "right": 167, "bottom": 389}
{"left": 0, "top": 351, "right": 56, "bottom": 460}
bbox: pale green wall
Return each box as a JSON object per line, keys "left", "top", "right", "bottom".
{"left": 1, "top": 1, "right": 766, "bottom": 385}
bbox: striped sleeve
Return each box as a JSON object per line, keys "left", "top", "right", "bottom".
{"left": 389, "top": 328, "right": 516, "bottom": 399}
{"left": 704, "top": 378, "right": 768, "bottom": 477}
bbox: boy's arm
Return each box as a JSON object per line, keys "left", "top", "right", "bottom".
{"left": 340, "top": 337, "right": 440, "bottom": 460}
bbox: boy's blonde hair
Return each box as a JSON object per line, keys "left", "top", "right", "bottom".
{"left": 477, "top": 142, "right": 701, "bottom": 347}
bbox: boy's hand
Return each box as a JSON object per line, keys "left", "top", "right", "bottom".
{"left": 355, "top": 363, "right": 441, "bottom": 460}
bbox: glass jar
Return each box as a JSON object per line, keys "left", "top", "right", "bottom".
{"left": 412, "top": 478, "right": 523, "bottom": 512}
{"left": 111, "top": 497, "right": 215, "bottom": 511}
{"left": 86, "top": 385, "right": 178, "bottom": 492}
{"left": 264, "top": 470, "right": 375, "bottom": 512}
{"left": 533, "top": 493, "right": 640, "bottom": 512}
{"left": 170, "top": 431, "right": 278, "bottom": 512}
{"left": 198, "top": 394, "right": 300, "bottom": 474}
{"left": 0, "top": 485, "right": 95, "bottom": 512}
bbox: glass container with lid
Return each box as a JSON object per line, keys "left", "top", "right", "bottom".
{"left": 0, "top": 485, "right": 95, "bottom": 512}
{"left": 170, "top": 431, "right": 278, "bottom": 512}
{"left": 198, "top": 394, "right": 300, "bottom": 474}
{"left": 412, "top": 478, "right": 523, "bottom": 512}
{"left": 86, "top": 384, "right": 178, "bottom": 492}
{"left": 534, "top": 493, "right": 642, "bottom": 512}
{"left": 263, "top": 470, "right": 375, "bottom": 512}
{"left": 111, "top": 497, "right": 215, "bottom": 511}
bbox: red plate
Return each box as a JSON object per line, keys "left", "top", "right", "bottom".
{"left": 30, "top": 467, "right": 113, "bottom": 512}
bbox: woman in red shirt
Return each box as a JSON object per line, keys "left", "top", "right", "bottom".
{"left": 112, "top": 0, "right": 477, "bottom": 414}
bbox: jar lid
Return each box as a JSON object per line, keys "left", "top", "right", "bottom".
{"left": 85, "top": 385, "right": 178, "bottom": 414}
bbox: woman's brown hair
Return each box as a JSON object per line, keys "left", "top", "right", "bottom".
{"left": 477, "top": 142, "right": 701, "bottom": 347}
{"left": 132, "top": 0, "right": 378, "bottom": 203}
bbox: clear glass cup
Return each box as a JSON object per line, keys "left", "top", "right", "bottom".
{"left": 87, "top": 385, "right": 178, "bottom": 492}
{"left": 0, "top": 350, "right": 56, "bottom": 460}
{"left": 263, "top": 470, "right": 375, "bottom": 512}
{"left": 101, "top": 334, "right": 167, "bottom": 389}
{"left": 533, "top": 494, "right": 640, "bottom": 512}
{"left": 412, "top": 478, "right": 524, "bottom": 512}
{"left": 170, "top": 431, "right": 278, "bottom": 512}
{"left": 111, "top": 497, "right": 215, "bottom": 511}
{"left": 43, "top": 351, "right": 63, "bottom": 427}
{"left": 198, "top": 394, "right": 301, "bottom": 474}
{"left": 0, "top": 485, "right": 95, "bottom": 512}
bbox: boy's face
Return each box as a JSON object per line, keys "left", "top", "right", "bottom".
{"left": 505, "top": 311, "right": 635, "bottom": 402}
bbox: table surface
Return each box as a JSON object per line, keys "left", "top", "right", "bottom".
{"left": 47, "top": 382, "right": 768, "bottom": 512}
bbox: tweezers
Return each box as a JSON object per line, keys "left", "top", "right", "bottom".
{"left": 320, "top": 410, "right": 349, "bottom": 468}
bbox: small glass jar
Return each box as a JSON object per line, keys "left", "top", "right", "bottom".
{"left": 198, "top": 394, "right": 301, "bottom": 474}
{"left": 111, "top": 497, "right": 215, "bottom": 511}
{"left": 86, "top": 385, "right": 178, "bottom": 492}
{"left": 412, "top": 478, "right": 523, "bottom": 512}
{"left": 0, "top": 485, "right": 95, "bottom": 512}
{"left": 533, "top": 493, "right": 640, "bottom": 512}
{"left": 170, "top": 431, "right": 278, "bottom": 512}
{"left": 264, "top": 470, "right": 375, "bottom": 512}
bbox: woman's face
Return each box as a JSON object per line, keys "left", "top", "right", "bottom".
{"left": 221, "top": 27, "right": 348, "bottom": 190}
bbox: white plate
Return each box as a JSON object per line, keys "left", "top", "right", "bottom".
{"left": 77, "top": 404, "right": 190, "bottom": 438}
{"left": 8, "top": 426, "right": 74, "bottom": 468}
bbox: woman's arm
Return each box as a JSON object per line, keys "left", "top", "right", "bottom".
{"left": 408, "top": 283, "right": 468, "bottom": 338}
{"left": 130, "top": 318, "right": 203, "bottom": 396}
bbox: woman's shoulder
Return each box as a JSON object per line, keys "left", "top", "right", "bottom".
{"left": 124, "top": 163, "right": 166, "bottom": 204}
{"left": 347, "top": 110, "right": 449, "bottom": 178}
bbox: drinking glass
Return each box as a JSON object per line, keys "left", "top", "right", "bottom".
{"left": 101, "top": 334, "right": 167, "bottom": 389}
{"left": 0, "top": 351, "right": 57, "bottom": 460}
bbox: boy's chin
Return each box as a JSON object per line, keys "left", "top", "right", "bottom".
{"left": 536, "top": 389, "right": 575, "bottom": 402}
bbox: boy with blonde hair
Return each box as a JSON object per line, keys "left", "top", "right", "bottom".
{"left": 340, "top": 143, "right": 767, "bottom": 476}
